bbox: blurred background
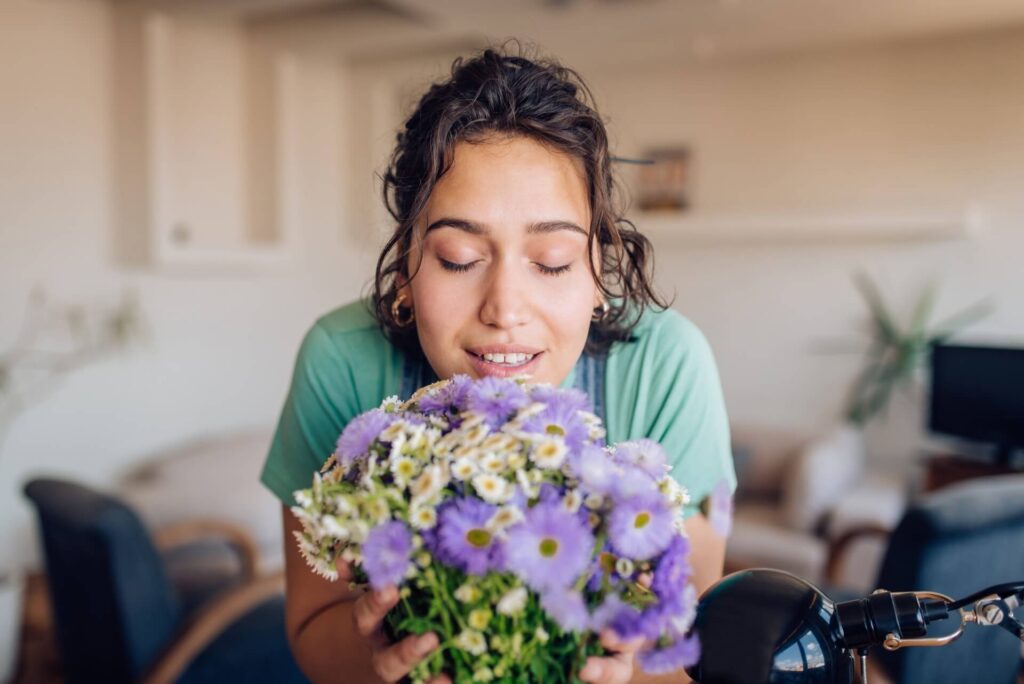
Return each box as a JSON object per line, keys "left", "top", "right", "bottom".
{"left": 2, "top": 0, "right": 1023, "bottom": 681}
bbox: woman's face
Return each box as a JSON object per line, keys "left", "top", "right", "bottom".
{"left": 403, "top": 135, "right": 601, "bottom": 386}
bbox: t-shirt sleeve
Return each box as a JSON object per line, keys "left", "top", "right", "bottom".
{"left": 644, "top": 313, "right": 736, "bottom": 518}
{"left": 260, "top": 322, "right": 360, "bottom": 506}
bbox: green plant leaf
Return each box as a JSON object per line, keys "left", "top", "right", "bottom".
{"left": 853, "top": 271, "right": 900, "bottom": 344}
{"left": 929, "top": 298, "right": 995, "bottom": 343}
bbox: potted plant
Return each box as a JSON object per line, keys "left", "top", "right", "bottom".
{"left": 844, "top": 271, "right": 992, "bottom": 429}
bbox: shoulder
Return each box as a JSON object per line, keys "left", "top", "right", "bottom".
{"left": 311, "top": 298, "right": 383, "bottom": 339}
{"left": 292, "top": 298, "right": 401, "bottom": 403}
{"left": 611, "top": 305, "right": 714, "bottom": 368}
{"left": 298, "top": 299, "right": 389, "bottom": 362}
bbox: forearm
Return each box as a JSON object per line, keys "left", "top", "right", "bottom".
{"left": 290, "top": 597, "right": 384, "bottom": 684}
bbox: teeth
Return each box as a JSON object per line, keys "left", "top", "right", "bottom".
{"left": 481, "top": 352, "right": 535, "bottom": 366}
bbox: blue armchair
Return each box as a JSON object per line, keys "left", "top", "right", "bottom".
{"left": 23, "top": 478, "right": 308, "bottom": 684}
{"left": 827, "top": 474, "right": 1024, "bottom": 684}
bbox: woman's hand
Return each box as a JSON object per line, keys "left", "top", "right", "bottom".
{"left": 352, "top": 584, "right": 451, "bottom": 684}
{"left": 579, "top": 630, "right": 645, "bottom": 684}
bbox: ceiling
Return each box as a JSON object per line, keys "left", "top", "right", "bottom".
{"left": 126, "top": 0, "right": 1024, "bottom": 69}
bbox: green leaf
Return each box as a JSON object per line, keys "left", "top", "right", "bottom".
{"left": 853, "top": 271, "right": 900, "bottom": 344}
{"left": 929, "top": 298, "right": 994, "bottom": 343}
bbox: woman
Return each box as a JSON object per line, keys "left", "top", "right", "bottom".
{"left": 261, "top": 43, "right": 736, "bottom": 684}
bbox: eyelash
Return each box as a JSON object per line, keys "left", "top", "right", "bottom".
{"left": 439, "top": 258, "right": 572, "bottom": 277}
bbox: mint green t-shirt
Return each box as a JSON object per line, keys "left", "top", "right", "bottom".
{"left": 260, "top": 299, "right": 735, "bottom": 518}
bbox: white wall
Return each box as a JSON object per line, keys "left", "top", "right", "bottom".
{"left": 3, "top": 1, "right": 1024, "bottom": 571}
{"left": 588, "top": 27, "right": 1024, "bottom": 473}
{"left": 0, "top": 0, "right": 367, "bottom": 569}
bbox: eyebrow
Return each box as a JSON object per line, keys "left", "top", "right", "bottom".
{"left": 424, "top": 217, "right": 588, "bottom": 237}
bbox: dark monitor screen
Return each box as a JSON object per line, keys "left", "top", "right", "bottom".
{"left": 929, "top": 344, "right": 1024, "bottom": 448}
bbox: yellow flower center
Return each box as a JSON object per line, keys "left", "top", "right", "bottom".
{"left": 466, "top": 528, "right": 492, "bottom": 548}
{"left": 634, "top": 512, "right": 651, "bottom": 529}
{"left": 539, "top": 538, "right": 559, "bottom": 558}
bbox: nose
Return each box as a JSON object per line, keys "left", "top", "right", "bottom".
{"left": 478, "top": 258, "right": 531, "bottom": 330}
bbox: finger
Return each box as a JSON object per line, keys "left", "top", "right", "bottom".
{"left": 335, "top": 556, "right": 355, "bottom": 582}
{"left": 372, "top": 632, "right": 439, "bottom": 683}
{"left": 353, "top": 585, "right": 399, "bottom": 636}
{"left": 600, "top": 629, "right": 645, "bottom": 654}
{"left": 580, "top": 655, "right": 633, "bottom": 684}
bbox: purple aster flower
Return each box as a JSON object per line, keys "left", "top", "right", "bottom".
{"left": 708, "top": 477, "right": 734, "bottom": 538}
{"left": 504, "top": 501, "right": 594, "bottom": 592}
{"left": 523, "top": 386, "right": 592, "bottom": 450}
{"left": 335, "top": 409, "right": 394, "bottom": 468}
{"left": 577, "top": 444, "right": 618, "bottom": 495}
{"left": 591, "top": 595, "right": 646, "bottom": 640}
{"left": 418, "top": 374, "right": 473, "bottom": 415}
{"left": 361, "top": 521, "right": 413, "bottom": 590}
{"left": 466, "top": 376, "right": 529, "bottom": 429}
{"left": 610, "top": 467, "right": 660, "bottom": 502}
{"left": 651, "top": 534, "right": 693, "bottom": 609}
{"left": 529, "top": 384, "right": 591, "bottom": 412}
{"left": 540, "top": 587, "right": 590, "bottom": 632}
{"left": 614, "top": 439, "right": 670, "bottom": 479}
{"left": 433, "top": 497, "right": 504, "bottom": 576}
{"left": 637, "top": 634, "right": 701, "bottom": 674}
{"left": 608, "top": 494, "right": 675, "bottom": 561}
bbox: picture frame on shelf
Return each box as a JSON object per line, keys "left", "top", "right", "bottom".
{"left": 635, "top": 146, "right": 693, "bottom": 213}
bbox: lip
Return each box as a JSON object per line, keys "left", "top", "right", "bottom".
{"left": 465, "top": 349, "right": 544, "bottom": 379}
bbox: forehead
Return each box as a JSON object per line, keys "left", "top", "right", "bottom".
{"left": 423, "top": 136, "right": 590, "bottom": 229}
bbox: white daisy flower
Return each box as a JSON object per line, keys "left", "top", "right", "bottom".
{"left": 454, "top": 583, "right": 482, "bottom": 603}
{"left": 455, "top": 630, "right": 487, "bottom": 656}
{"left": 468, "top": 608, "right": 492, "bottom": 630}
{"left": 380, "top": 420, "right": 408, "bottom": 443}
{"left": 409, "top": 505, "right": 438, "bottom": 530}
{"left": 615, "top": 557, "right": 635, "bottom": 578}
{"left": 410, "top": 464, "right": 446, "bottom": 503}
{"left": 532, "top": 438, "right": 565, "bottom": 471}
{"left": 472, "top": 473, "right": 512, "bottom": 504}
{"left": 463, "top": 422, "right": 490, "bottom": 446}
{"left": 506, "top": 451, "right": 527, "bottom": 470}
{"left": 516, "top": 468, "right": 537, "bottom": 499}
{"left": 379, "top": 395, "right": 402, "bottom": 412}
{"left": 320, "top": 515, "right": 350, "bottom": 540}
{"left": 452, "top": 457, "right": 477, "bottom": 481}
{"left": 562, "top": 489, "right": 582, "bottom": 513}
{"left": 480, "top": 452, "right": 506, "bottom": 474}
{"left": 390, "top": 455, "right": 419, "bottom": 484}
{"left": 486, "top": 505, "right": 524, "bottom": 533}
{"left": 496, "top": 587, "right": 528, "bottom": 617}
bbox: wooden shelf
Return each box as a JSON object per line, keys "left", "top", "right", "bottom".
{"left": 629, "top": 209, "right": 981, "bottom": 246}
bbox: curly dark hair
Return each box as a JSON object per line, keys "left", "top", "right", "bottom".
{"left": 370, "top": 39, "right": 670, "bottom": 360}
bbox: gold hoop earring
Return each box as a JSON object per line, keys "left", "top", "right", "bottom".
{"left": 592, "top": 299, "right": 610, "bottom": 323}
{"left": 391, "top": 292, "right": 415, "bottom": 327}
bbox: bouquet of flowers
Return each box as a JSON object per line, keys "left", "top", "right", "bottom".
{"left": 292, "top": 375, "right": 701, "bottom": 683}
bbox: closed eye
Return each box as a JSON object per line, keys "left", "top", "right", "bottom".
{"left": 537, "top": 263, "right": 572, "bottom": 276}
{"left": 439, "top": 258, "right": 572, "bottom": 277}
{"left": 439, "top": 258, "right": 477, "bottom": 273}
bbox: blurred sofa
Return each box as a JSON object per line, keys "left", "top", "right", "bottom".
{"left": 726, "top": 423, "right": 907, "bottom": 591}
{"left": 117, "top": 429, "right": 285, "bottom": 574}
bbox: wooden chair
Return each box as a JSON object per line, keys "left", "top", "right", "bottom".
{"left": 23, "top": 478, "right": 307, "bottom": 684}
